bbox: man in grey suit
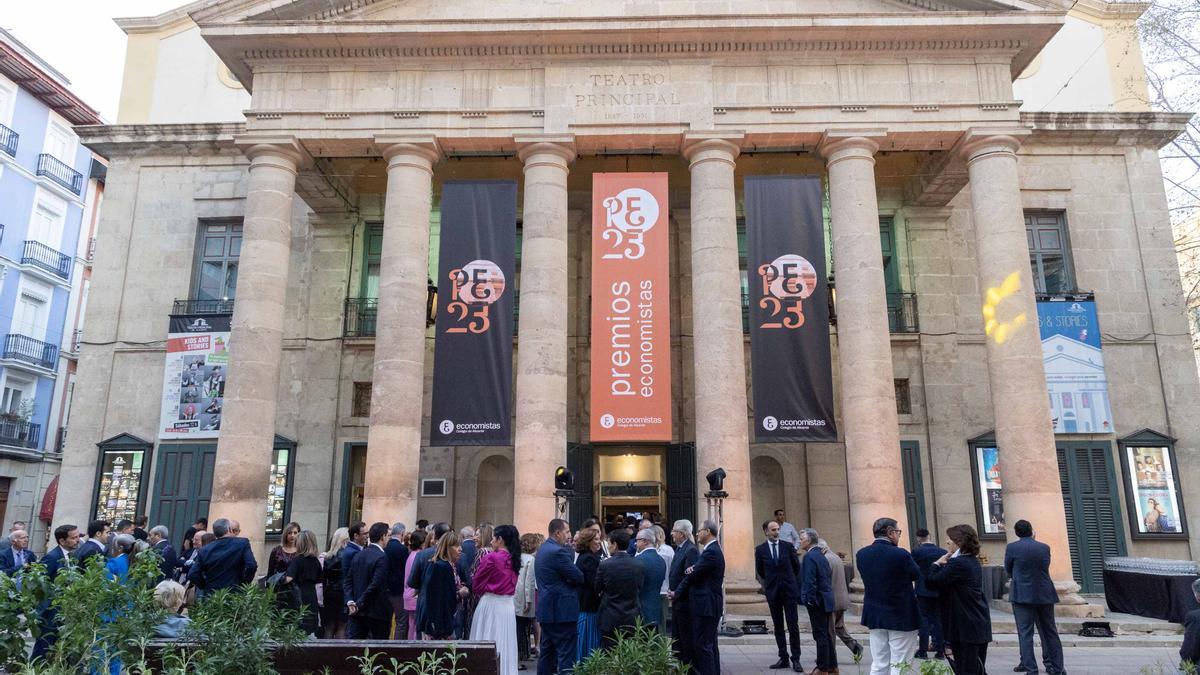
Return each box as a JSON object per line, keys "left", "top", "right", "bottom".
{"left": 1005, "top": 519, "right": 1065, "bottom": 674}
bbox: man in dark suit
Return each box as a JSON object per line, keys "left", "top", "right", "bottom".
{"left": 633, "top": 528, "right": 666, "bottom": 631}
{"left": 191, "top": 517, "right": 258, "bottom": 598}
{"left": 668, "top": 519, "right": 701, "bottom": 668}
{"left": 457, "top": 526, "right": 479, "bottom": 584}
{"left": 1181, "top": 579, "right": 1200, "bottom": 670}
{"left": 342, "top": 521, "right": 368, "bottom": 573}
{"left": 799, "top": 528, "right": 836, "bottom": 674}
{"left": 31, "top": 523, "right": 80, "bottom": 660}
{"left": 0, "top": 529, "right": 36, "bottom": 575}
{"left": 148, "top": 525, "right": 179, "bottom": 582}
{"left": 1005, "top": 520, "right": 1065, "bottom": 674}
{"left": 756, "top": 520, "right": 803, "bottom": 671}
{"left": 672, "top": 519, "right": 724, "bottom": 675}
{"left": 385, "top": 522, "right": 410, "bottom": 639}
{"left": 346, "top": 521, "right": 392, "bottom": 639}
{"left": 535, "top": 518, "right": 584, "bottom": 674}
{"left": 596, "top": 529, "right": 644, "bottom": 645}
{"left": 910, "top": 528, "right": 947, "bottom": 659}
{"left": 856, "top": 516, "right": 921, "bottom": 675}
{"left": 76, "top": 519, "right": 110, "bottom": 567}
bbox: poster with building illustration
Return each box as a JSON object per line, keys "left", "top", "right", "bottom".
{"left": 1037, "top": 299, "right": 1113, "bottom": 434}
{"left": 158, "top": 313, "right": 231, "bottom": 439}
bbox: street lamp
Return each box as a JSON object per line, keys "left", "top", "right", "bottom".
{"left": 704, "top": 467, "right": 742, "bottom": 637}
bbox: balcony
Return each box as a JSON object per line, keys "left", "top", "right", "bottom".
{"left": 22, "top": 240, "right": 71, "bottom": 280}
{"left": 0, "top": 123, "right": 16, "bottom": 157}
{"left": 54, "top": 425, "right": 67, "bottom": 453}
{"left": 0, "top": 420, "right": 40, "bottom": 450}
{"left": 172, "top": 298, "right": 234, "bottom": 315}
{"left": 887, "top": 293, "right": 920, "bottom": 334}
{"left": 344, "top": 297, "right": 378, "bottom": 337}
{"left": 36, "top": 153, "right": 83, "bottom": 196}
{"left": 3, "top": 334, "right": 58, "bottom": 369}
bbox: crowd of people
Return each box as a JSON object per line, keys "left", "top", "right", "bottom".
{"left": 1, "top": 508, "right": 1140, "bottom": 674}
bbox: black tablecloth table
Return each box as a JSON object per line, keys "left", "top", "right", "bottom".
{"left": 981, "top": 565, "right": 1008, "bottom": 600}
{"left": 1104, "top": 568, "right": 1200, "bottom": 623}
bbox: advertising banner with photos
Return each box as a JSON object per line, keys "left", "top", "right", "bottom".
{"left": 430, "top": 180, "right": 517, "bottom": 445}
{"left": 589, "top": 173, "right": 672, "bottom": 442}
{"left": 1125, "top": 444, "right": 1185, "bottom": 536}
{"left": 745, "top": 175, "right": 837, "bottom": 442}
{"left": 158, "top": 313, "right": 231, "bottom": 438}
{"left": 1037, "top": 298, "right": 1113, "bottom": 434}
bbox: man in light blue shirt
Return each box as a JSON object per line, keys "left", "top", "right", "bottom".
{"left": 774, "top": 510, "right": 801, "bottom": 550}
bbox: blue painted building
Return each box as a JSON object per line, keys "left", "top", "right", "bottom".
{"left": 0, "top": 28, "right": 102, "bottom": 550}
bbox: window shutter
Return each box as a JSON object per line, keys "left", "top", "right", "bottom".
{"left": 566, "top": 443, "right": 593, "bottom": 532}
{"left": 666, "top": 443, "right": 697, "bottom": 527}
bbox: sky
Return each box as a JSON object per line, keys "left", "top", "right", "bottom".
{"left": 1, "top": 2, "right": 191, "bottom": 122}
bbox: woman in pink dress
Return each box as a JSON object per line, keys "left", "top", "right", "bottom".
{"left": 470, "top": 524, "right": 521, "bottom": 675}
{"left": 402, "top": 529, "right": 427, "bottom": 639}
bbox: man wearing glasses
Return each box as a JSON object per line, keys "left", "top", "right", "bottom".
{"left": 855, "top": 517, "right": 921, "bottom": 675}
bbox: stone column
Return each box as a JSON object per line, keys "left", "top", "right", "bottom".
{"left": 682, "top": 135, "right": 754, "bottom": 583}
{"left": 211, "top": 138, "right": 303, "bottom": 549}
{"left": 820, "top": 132, "right": 909, "bottom": 553}
{"left": 361, "top": 137, "right": 440, "bottom": 527}
{"left": 962, "top": 130, "right": 1084, "bottom": 606}
{"left": 512, "top": 136, "right": 574, "bottom": 537}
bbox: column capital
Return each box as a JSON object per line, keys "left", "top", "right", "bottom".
{"left": 682, "top": 133, "right": 742, "bottom": 167}
{"left": 959, "top": 127, "right": 1031, "bottom": 164}
{"left": 515, "top": 135, "right": 576, "bottom": 166}
{"left": 819, "top": 130, "right": 886, "bottom": 165}
{"left": 374, "top": 135, "right": 441, "bottom": 168}
{"left": 234, "top": 136, "right": 306, "bottom": 173}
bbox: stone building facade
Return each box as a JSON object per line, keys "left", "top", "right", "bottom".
{"left": 54, "top": 0, "right": 1198, "bottom": 610}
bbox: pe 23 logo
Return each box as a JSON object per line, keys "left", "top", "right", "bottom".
{"left": 601, "top": 188, "right": 660, "bottom": 260}
{"left": 757, "top": 254, "right": 817, "bottom": 329}
{"left": 445, "top": 259, "right": 506, "bottom": 334}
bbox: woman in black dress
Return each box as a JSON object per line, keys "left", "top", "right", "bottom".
{"left": 319, "top": 528, "right": 350, "bottom": 638}
{"left": 925, "top": 524, "right": 993, "bottom": 675}
{"left": 417, "top": 531, "right": 468, "bottom": 639}
{"left": 573, "top": 527, "right": 603, "bottom": 661}
{"left": 268, "top": 522, "right": 301, "bottom": 577}
{"left": 284, "top": 529, "right": 323, "bottom": 637}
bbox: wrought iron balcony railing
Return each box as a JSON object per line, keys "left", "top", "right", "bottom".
{"left": 0, "top": 420, "right": 41, "bottom": 450}
{"left": 3, "top": 334, "right": 58, "bottom": 369}
{"left": 344, "top": 297, "right": 378, "bottom": 337}
{"left": 54, "top": 425, "right": 67, "bottom": 453}
{"left": 887, "top": 293, "right": 920, "bottom": 334}
{"left": 172, "top": 298, "right": 234, "bottom": 315}
{"left": 0, "top": 123, "right": 17, "bottom": 158}
{"left": 22, "top": 240, "right": 71, "bottom": 280}
{"left": 37, "top": 153, "right": 83, "bottom": 195}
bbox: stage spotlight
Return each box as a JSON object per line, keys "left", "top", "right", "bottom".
{"left": 555, "top": 466, "right": 574, "bottom": 492}
{"left": 705, "top": 467, "right": 726, "bottom": 493}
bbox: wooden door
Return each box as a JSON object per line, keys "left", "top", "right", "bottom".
{"left": 1057, "top": 441, "right": 1127, "bottom": 593}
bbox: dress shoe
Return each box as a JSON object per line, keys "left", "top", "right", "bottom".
{"left": 791, "top": 659, "right": 803, "bottom": 672}
{"left": 769, "top": 657, "right": 790, "bottom": 669}
{"left": 1014, "top": 667, "right": 1037, "bottom": 674}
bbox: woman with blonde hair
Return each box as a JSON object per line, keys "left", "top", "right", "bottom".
{"left": 284, "top": 530, "right": 323, "bottom": 637}
{"left": 417, "top": 531, "right": 467, "bottom": 639}
{"left": 320, "top": 527, "right": 350, "bottom": 638}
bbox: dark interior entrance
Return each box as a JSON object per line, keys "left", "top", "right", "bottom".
{"left": 566, "top": 443, "right": 696, "bottom": 532}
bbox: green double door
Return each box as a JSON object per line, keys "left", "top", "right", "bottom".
{"left": 1057, "top": 441, "right": 1127, "bottom": 593}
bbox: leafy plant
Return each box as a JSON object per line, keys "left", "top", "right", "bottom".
{"left": 573, "top": 622, "right": 687, "bottom": 675}
{"left": 353, "top": 646, "right": 467, "bottom": 675}
{"left": 160, "top": 584, "right": 308, "bottom": 675}
{"left": 0, "top": 562, "right": 47, "bottom": 669}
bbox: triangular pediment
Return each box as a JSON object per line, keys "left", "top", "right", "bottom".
{"left": 191, "top": 0, "right": 1070, "bottom": 24}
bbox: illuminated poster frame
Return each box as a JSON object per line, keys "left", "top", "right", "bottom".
{"left": 1118, "top": 429, "right": 1188, "bottom": 541}
{"left": 968, "top": 432, "right": 1005, "bottom": 540}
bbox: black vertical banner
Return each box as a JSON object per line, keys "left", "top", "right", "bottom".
{"left": 430, "top": 180, "right": 517, "bottom": 445}
{"left": 746, "top": 175, "right": 837, "bottom": 442}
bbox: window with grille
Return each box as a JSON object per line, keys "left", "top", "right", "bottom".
{"left": 192, "top": 221, "right": 242, "bottom": 301}
{"left": 352, "top": 382, "right": 372, "bottom": 418}
{"left": 894, "top": 379, "right": 912, "bottom": 415}
{"left": 1025, "top": 212, "right": 1075, "bottom": 294}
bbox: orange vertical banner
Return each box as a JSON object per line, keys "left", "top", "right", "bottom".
{"left": 590, "top": 173, "right": 672, "bottom": 442}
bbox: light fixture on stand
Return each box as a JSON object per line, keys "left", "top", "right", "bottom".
{"left": 554, "top": 466, "right": 575, "bottom": 521}
{"left": 704, "top": 467, "right": 743, "bottom": 638}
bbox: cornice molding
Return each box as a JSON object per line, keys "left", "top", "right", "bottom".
{"left": 1069, "top": 0, "right": 1149, "bottom": 21}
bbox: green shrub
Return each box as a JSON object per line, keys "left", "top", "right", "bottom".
{"left": 352, "top": 646, "right": 467, "bottom": 675}
{"left": 573, "top": 623, "right": 687, "bottom": 675}
{"left": 0, "top": 562, "right": 47, "bottom": 669}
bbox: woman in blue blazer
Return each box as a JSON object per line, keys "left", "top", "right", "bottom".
{"left": 925, "top": 525, "right": 992, "bottom": 675}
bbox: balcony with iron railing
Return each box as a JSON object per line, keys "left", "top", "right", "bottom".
{"left": 344, "top": 297, "right": 378, "bottom": 337}
{"left": 0, "top": 123, "right": 17, "bottom": 158}
{"left": 172, "top": 298, "right": 235, "bottom": 315}
{"left": 22, "top": 240, "right": 72, "bottom": 280}
{"left": 3, "top": 334, "right": 59, "bottom": 369}
{"left": 740, "top": 289, "right": 919, "bottom": 334}
{"left": 0, "top": 420, "right": 41, "bottom": 450}
{"left": 37, "top": 153, "right": 83, "bottom": 195}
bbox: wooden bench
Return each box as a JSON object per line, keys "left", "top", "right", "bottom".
{"left": 145, "top": 639, "right": 500, "bottom": 674}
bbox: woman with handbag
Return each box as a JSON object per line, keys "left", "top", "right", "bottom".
{"left": 284, "top": 529, "right": 323, "bottom": 637}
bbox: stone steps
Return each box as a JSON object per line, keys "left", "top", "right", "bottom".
{"left": 717, "top": 632, "right": 1184, "bottom": 649}
{"left": 720, "top": 610, "right": 1183, "bottom": 637}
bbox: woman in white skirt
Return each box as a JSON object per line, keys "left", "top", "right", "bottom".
{"left": 470, "top": 524, "right": 522, "bottom": 675}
